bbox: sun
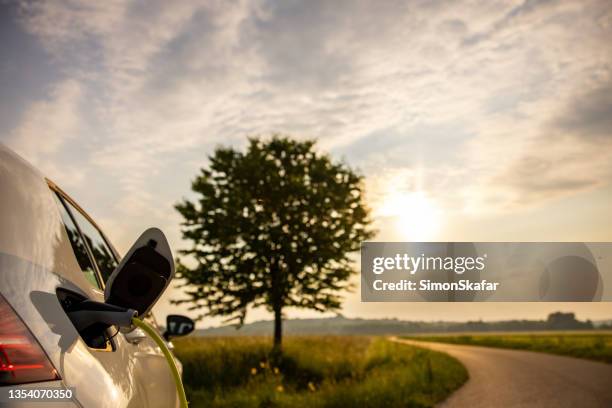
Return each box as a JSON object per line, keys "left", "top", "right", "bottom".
{"left": 378, "top": 191, "right": 440, "bottom": 241}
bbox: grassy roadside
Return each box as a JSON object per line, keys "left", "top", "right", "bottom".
{"left": 403, "top": 332, "right": 612, "bottom": 364}
{"left": 174, "top": 336, "right": 468, "bottom": 408}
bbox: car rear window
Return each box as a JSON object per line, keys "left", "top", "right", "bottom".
{"left": 68, "top": 206, "right": 118, "bottom": 283}
{"left": 53, "top": 194, "right": 102, "bottom": 288}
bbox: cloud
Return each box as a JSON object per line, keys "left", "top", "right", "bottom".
{"left": 493, "top": 148, "right": 605, "bottom": 206}
{"left": 5, "top": 0, "right": 612, "bottom": 235}
{"left": 462, "top": 0, "right": 559, "bottom": 46}
{"left": 489, "top": 78, "right": 612, "bottom": 206}
{"left": 553, "top": 80, "right": 612, "bottom": 140}
{"left": 5, "top": 79, "right": 86, "bottom": 187}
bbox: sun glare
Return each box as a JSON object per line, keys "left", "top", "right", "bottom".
{"left": 378, "top": 191, "right": 440, "bottom": 241}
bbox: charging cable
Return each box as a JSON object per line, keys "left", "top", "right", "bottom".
{"left": 132, "top": 317, "right": 189, "bottom": 408}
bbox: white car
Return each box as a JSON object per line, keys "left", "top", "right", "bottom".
{"left": 0, "top": 144, "right": 191, "bottom": 407}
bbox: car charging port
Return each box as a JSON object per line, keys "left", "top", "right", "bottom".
{"left": 57, "top": 289, "right": 136, "bottom": 350}
{"left": 67, "top": 300, "right": 136, "bottom": 333}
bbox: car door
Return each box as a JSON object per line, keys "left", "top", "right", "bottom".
{"left": 51, "top": 185, "right": 179, "bottom": 408}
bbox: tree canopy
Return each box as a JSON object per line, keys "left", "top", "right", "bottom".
{"left": 174, "top": 136, "right": 374, "bottom": 348}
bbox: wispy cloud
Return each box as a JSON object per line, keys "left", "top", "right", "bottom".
{"left": 554, "top": 80, "right": 612, "bottom": 141}
{"left": 3, "top": 0, "right": 612, "bottom": 246}
{"left": 6, "top": 79, "right": 85, "bottom": 187}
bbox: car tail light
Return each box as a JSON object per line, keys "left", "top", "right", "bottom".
{"left": 0, "top": 294, "right": 60, "bottom": 384}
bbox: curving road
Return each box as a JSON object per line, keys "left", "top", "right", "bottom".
{"left": 391, "top": 337, "right": 612, "bottom": 407}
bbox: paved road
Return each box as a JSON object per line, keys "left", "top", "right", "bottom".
{"left": 391, "top": 337, "right": 612, "bottom": 407}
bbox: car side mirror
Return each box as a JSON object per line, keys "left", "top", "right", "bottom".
{"left": 104, "top": 228, "right": 175, "bottom": 317}
{"left": 164, "top": 315, "right": 195, "bottom": 340}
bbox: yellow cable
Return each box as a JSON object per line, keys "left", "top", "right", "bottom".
{"left": 132, "top": 317, "right": 189, "bottom": 408}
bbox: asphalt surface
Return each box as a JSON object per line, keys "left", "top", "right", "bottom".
{"left": 391, "top": 337, "right": 612, "bottom": 408}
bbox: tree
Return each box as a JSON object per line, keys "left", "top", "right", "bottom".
{"left": 174, "top": 136, "right": 374, "bottom": 350}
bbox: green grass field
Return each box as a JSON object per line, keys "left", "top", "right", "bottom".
{"left": 405, "top": 332, "right": 612, "bottom": 363}
{"left": 173, "top": 336, "right": 468, "bottom": 408}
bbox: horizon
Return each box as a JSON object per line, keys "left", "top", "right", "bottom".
{"left": 202, "top": 311, "right": 612, "bottom": 328}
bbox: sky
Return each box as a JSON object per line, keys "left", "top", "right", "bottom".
{"left": 1, "top": 0, "right": 611, "bottom": 326}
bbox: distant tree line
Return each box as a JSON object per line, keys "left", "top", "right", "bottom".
{"left": 197, "top": 312, "right": 597, "bottom": 336}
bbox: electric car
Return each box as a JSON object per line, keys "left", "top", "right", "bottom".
{"left": 0, "top": 144, "right": 191, "bottom": 407}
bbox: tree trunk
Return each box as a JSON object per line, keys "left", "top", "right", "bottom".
{"left": 273, "top": 305, "right": 283, "bottom": 351}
